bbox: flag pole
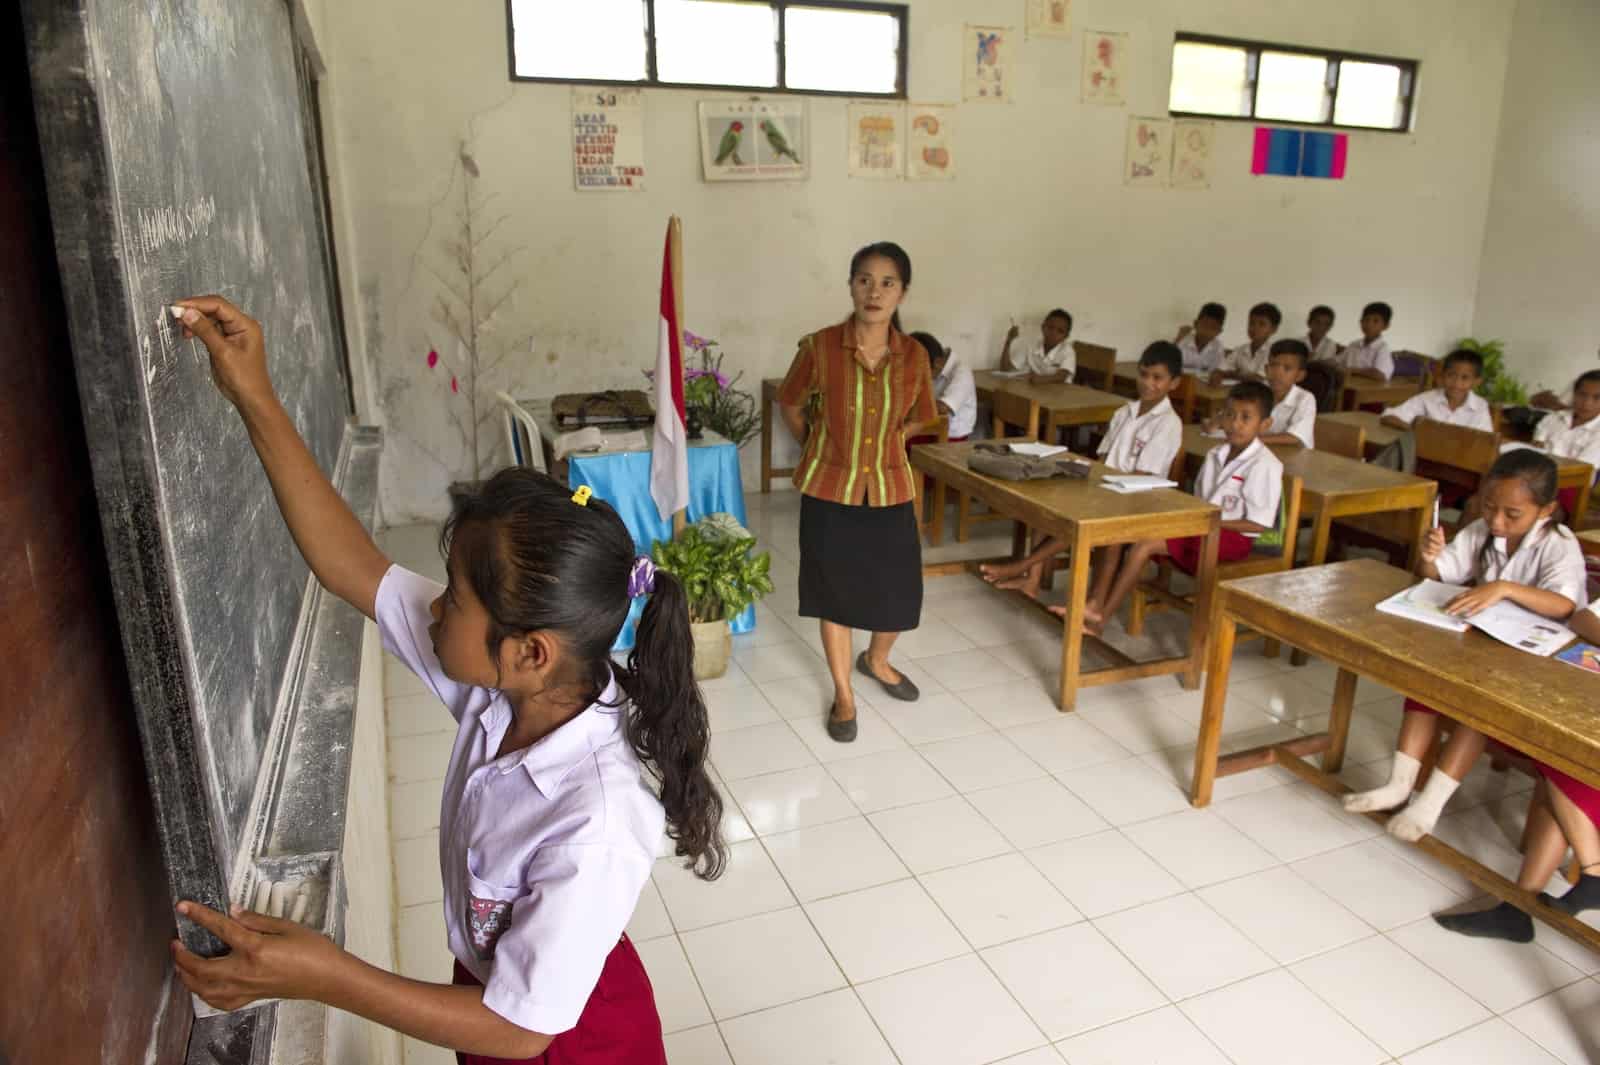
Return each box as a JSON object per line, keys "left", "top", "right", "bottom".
{"left": 670, "top": 215, "right": 687, "bottom": 536}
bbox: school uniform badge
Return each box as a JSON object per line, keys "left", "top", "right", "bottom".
{"left": 467, "top": 895, "right": 513, "bottom": 957}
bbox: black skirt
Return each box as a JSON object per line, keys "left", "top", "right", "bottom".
{"left": 798, "top": 494, "right": 922, "bottom": 632}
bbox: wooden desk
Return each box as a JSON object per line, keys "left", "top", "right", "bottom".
{"left": 1580, "top": 528, "right": 1600, "bottom": 558}
{"left": 1113, "top": 361, "right": 1231, "bottom": 422}
{"left": 1318, "top": 410, "right": 1402, "bottom": 459}
{"left": 759, "top": 377, "right": 792, "bottom": 493}
{"left": 973, "top": 372, "right": 1125, "bottom": 440}
{"left": 1110, "top": 360, "right": 1141, "bottom": 399}
{"left": 910, "top": 442, "right": 1220, "bottom": 709}
{"left": 1194, "top": 560, "right": 1600, "bottom": 949}
{"left": 1341, "top": 376, "right": 1420, "bottom": 411}
{"left": 1553, "top": 453, "right": 1596, "bottom": 526}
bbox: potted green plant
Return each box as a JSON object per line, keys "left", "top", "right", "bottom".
{"left": 651, "top": 513, "right": 774, "bottom": 679}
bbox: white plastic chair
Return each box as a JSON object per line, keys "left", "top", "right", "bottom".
{"left": 496, "top": 391, "right": 547, "bottom": 474}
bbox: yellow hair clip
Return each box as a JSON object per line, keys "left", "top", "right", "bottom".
{"left": 571, "top": 485, "right": 593, "bottom": 506}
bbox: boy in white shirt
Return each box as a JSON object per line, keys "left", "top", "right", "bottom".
{"left": 911, "top": 331, "right": 977, "bottom": 441}
{"left": 1174, "top": 302, "right": 1226, "bottom": 375}
{"left": 1210, "top": 302, "right": 1281, "bottom": 384}
{"left": 1533, "top": 370, "right": 1600, "bottom": 521}
{"left": 1061, "top": 381, "right": 1284, "bottom": 633}
{"left": 980, "top": 342, "right": 1185, "bottom": 601}
{"left": 1380, "top": 349, "right": 1494, "bottom": 432}
{"left": 1261, "top": 340, "right": 1317, "bottom": 448}
{"left": 1303, "top": 305, "right": 1339, "bottom": 364}
{"left": 1001, "top": 308, "right": 1075, "bottom": 383}
{"left": 1341, "top": 301, "right": 1395, "bottom": 381}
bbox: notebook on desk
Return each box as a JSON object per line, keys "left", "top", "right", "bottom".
{"left": 1377, "top": 579, "right": 1576, "bottom": 655}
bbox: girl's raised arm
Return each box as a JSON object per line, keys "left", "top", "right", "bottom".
{"left": 175, "top": 296, "right": 390, "bottom": 619}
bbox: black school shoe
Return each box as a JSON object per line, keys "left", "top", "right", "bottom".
{"left": 856, "top": 651, "right": 920, "bottom": 701}
{"left": 826, "top": 704, "right": 858, "bottom": 743}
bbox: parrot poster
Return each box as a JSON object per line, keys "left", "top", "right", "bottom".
{"left": 759, "top": 119, "right": 801, "bottom": 164}
{"left": 714, "top": 121, "right": 744, "bottom": 166}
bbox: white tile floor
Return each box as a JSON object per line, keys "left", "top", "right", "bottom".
{"left": 378, "top": 494, "right": 1600, "bottom": 1065}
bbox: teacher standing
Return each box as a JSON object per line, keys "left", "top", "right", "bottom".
{"left": 778, "top": 242, "right": 936, "bottom": 743}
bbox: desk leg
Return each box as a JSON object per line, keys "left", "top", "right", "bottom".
{"left": 1323, "top": 668, "right": 1359, "bottom": 774}
{"left": 1290, "top": 512, "right": 1335, "bottom": 667}
{"left": 1057, "top": 532, "right": 1091, "bottom": 712}
{"left": 930, "top": 478, "right": 946, "bottom": 546}
{"left": 1183, "top": 520, "right": 1221, "bottom": 691}
{"left": 760, "top": 383, "right": 775, "bottom": 494}
{"left": 1407, "top": 493, "right": 1433, "bottom": 571}
{"left": 1192, "top": 616, "right": 1237, "bottom": 806}
{"left": 1577, "top": 479, "right": 1594, "bottom": 530}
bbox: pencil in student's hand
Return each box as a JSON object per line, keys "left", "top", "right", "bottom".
{"left": 1432, "top": 498, "right": 1440, "bottom": 529}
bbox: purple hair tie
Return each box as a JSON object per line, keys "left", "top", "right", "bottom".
{"left": 628, "top": 556, "right": 657, "bottom": 599}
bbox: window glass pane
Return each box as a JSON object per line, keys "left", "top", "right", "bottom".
{"left": 785, "top": 6, "right": 900, "bottom": 93}
{"left": 655, "top": 0, "right": 777, "bottom": 87}
{"left": 1255, "top": 51, "right": 1329, "bottom": 122}
{"left": 510, "top": 0, "right": 647, "bottom": 81}
{"left": 1335, "top": 60, "right": 1405, "bottom": 128}
{"left": 1169, "top": 42, "right": 1250, "bottom": 117}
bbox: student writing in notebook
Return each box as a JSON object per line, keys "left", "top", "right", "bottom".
{"left": 1260, "top": 340, "right": 1316, "bottom": 449}
{"left": 1434, "top": 602, "right": 1600, "bottom": 943}
{"left": 1001, "top": 308, "right": 1075, "bottom": 384}
{"left": 1208, "top": 302, "right": 1280, "bottom": 385}
{"left": 979, "top": 343, "right": 1185, "bottom": 601}
{"left": 1343, "top": 450, "right": 1586, "bottom": 843}
{"left": 1059, "top": 381, "right": 1283, "bottom": 634}
{"left": 1174, "top": 302, "right": 1226, "bottom": 375}
{"left": 1379, "top": 348, "right": 1493, "bottom": 432}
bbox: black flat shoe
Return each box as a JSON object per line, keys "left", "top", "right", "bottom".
{"left": 856, "top": 651, "right": 920, "bottom": 702}
{"left": 826, "top": 704, "right": 857, "bottom": 743}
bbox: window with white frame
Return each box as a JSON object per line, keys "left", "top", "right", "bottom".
{"left": 508, "top": 0, "right": 908, "bottom": 97}
{"left": 1169, "top": 34, "right": 1417, "bottom": 131}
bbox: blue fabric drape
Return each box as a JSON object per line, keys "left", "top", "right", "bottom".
{"left": 567, "top": 442, "right": 755, "bottom": 651}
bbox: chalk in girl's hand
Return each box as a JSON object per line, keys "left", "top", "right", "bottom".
{"left": 1432, "top": 499, "right": 1441, "bottom": 529}
{"left": 169, "top": 305, "right": 186, "bottom": 320}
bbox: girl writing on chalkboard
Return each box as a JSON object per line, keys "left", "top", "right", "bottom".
{"left": 166, "top": 296, "right": 724, "bottom": 1063}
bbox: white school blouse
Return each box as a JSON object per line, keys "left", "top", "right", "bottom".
{"left": 1304, "top": 334, "right": 1340, "bottom": 363}
{"left": 1178, "top": 335, "right": 1225, "bottom": 374}
{"left": 934, "top": 354, "right": 978, "bottom": 439}
{"left": 1267, "top": 385, "right": 1317, "bottom": 448}
{"left": 1098, "top": 396, "right": 1183, "bottom": 477}
{"left": 1195, "top": 438, "right": 1284, "bottom": 536}
{"left": 1382, "top": 388, "right": 1494, "bottom": 431}
{"left": 376, "top": 565, "right": 664, "bottom": 1036}
{"left": 1433, "top": 518, "right": 1587, "bottom": 608}
{"left": 1219, "top": 340, "right": 1271, "bottom": 379}
{"left": 1340, "top": 336, "right": 1394, "bottom": 380}
{"left": 1022, "top": 339, "right": 1076, "bottom": 378}
{"left": 1534, "top": 410, "right": 1600, "bottom": 474}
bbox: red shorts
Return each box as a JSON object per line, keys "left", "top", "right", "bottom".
{"left": 451, "top": 934, "right": 666, "bottom": 1065}
{"left": 1163, "top": 530, "right": 1253, "bottom": 576}
{"left": 1540, "top": 764, "right": 1600, "bottom": 827}
{"left": 1402, "top": 697, "right": 1438, "bottom": 717}
{"left": 1559, "top": 487, "right": 1579, "bottom": 520}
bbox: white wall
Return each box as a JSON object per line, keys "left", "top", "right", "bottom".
{"left": 1472, "top": 0, "right": 1600, "bottom": 397}
{"left": 318, "top": 0, "right": 1519, "bottom": 521}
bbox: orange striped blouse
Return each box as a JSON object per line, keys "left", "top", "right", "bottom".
{"left": 777, "top": 318, "right": 937, "bottom": 507}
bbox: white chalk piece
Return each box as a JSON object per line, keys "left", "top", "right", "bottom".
{"left": 169, "top": 304, "right": 186, "bottom": 320}
{"left": 289, "top": 886, "right": 310, "bottom": 925}
{"left": 252, "top": 877, "right": 273, "bottom": 913}
{"left": 268, "top": 880, "right": 290, "bottom": 918}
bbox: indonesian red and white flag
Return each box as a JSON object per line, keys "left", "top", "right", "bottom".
{"left": 649, "top": 224, "right": 689, "bottom": 521}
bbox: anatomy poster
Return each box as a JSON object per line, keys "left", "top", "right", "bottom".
{"left": 699, "top": 99, "right": 808, "bottom": 182}
{"left": 1171, "top": 119, "right": 1215, "bottom": 189}
{"left": 1082, "top": 30, "right": 1127, "bottom": 105}
{"left": 963, "top": 25, "right": 1012, "bottom": 103}
{"left": 906, "top": 104, "right": 955, "bottom": 181}
{"left": 1026, "top": 0, "right": 1071, "bottom": 39}
{"left": 571, "top": 88, "right": 645, "bottom": 191}
{"left": 847, "top": 103, "right": 904, "bottom": 179}
{"left": 1125, "top": 115, "right": 1171, "bottom": 187}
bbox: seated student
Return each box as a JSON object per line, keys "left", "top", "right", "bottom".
{"left": 1261, "top": 340, "right": 1317, "bottom": 448}
{"left": 1303, "top": 305, "right": 1339, "bottom": 364}
{"left": 1055, "top": 381, "right": 1283, "bottom": 633}
{"left": 910, "top": 331, "right": 976, "bottom": 442}
{"left": 1379, "top": 348, "right": 1494, "bottom": 431}
{"left": 1002, "top": 309, "right": 1075, "bottom": 383}
{"left": 1340, "top": 301, "right": 1395, "bottom": 381}
{"left": 1533, "top": 369, "right": 1600, "bottom": 520}
{"left": 980, "top": 343, "right": 1185, "bottom": 600}
{"left": 1343, "top": 450, "right": 1585, "bottom": 842}
{"left": 1209, "top": 303, "right": 1280, "bottom": 385}
{"left": 1175, "top": 303, "right": 1227, "bottom": 375}
{"left": 1434, "top": 602, "right": 1600, "bottom": 943}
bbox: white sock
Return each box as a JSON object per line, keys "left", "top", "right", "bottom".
{"left": 1343, "top": 752, "right": 1421, "bottom": 813}
{"left": 1388, "top": 771, "right": 1461, "bottom": 843}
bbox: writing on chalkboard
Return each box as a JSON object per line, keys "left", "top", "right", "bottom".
{"left": 135, "top": 194, "right": 217, "bottom": 255}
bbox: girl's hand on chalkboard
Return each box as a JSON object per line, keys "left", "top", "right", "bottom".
{"left": 173, "top": 296, "right": 272, "bottom": 411}
{"left": 171, "top": 900, "right": 343, "bottom": 1010}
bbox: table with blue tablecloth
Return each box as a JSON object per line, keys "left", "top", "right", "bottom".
{"left": 554, "top": 423, "right": 754, "bottom": 652}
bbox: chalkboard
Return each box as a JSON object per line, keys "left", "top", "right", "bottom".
{"left": 22, "top": 0, "right": 356, "bottom": 953}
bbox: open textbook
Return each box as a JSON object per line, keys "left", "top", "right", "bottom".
{"left": 1377, "top": 579, "right": 1576, "bottom": 657}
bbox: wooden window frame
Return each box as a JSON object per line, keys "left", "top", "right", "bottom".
{"left": 1169, "top": 32, "right": 1419, "bottom": 133}
{"left": 506, "top": 0, "right": 910, "bottom": 99}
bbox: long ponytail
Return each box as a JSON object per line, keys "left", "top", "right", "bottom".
{"left": 620, "top": 571, "right": 727, "bottom": 880}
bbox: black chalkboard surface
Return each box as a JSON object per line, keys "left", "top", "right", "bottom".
{"left": 22, "top": 0, "right": 357, "bottom": 959}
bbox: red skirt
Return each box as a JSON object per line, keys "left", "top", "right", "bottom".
{"left": 451, "top": 935, "right": 666, "bottom": 1065}
{"left": 1163, "top": 530, "right": 1253, "bottom": 576}
{"left": 1539, "top": 764, "right": 1600, "bottom": 827}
